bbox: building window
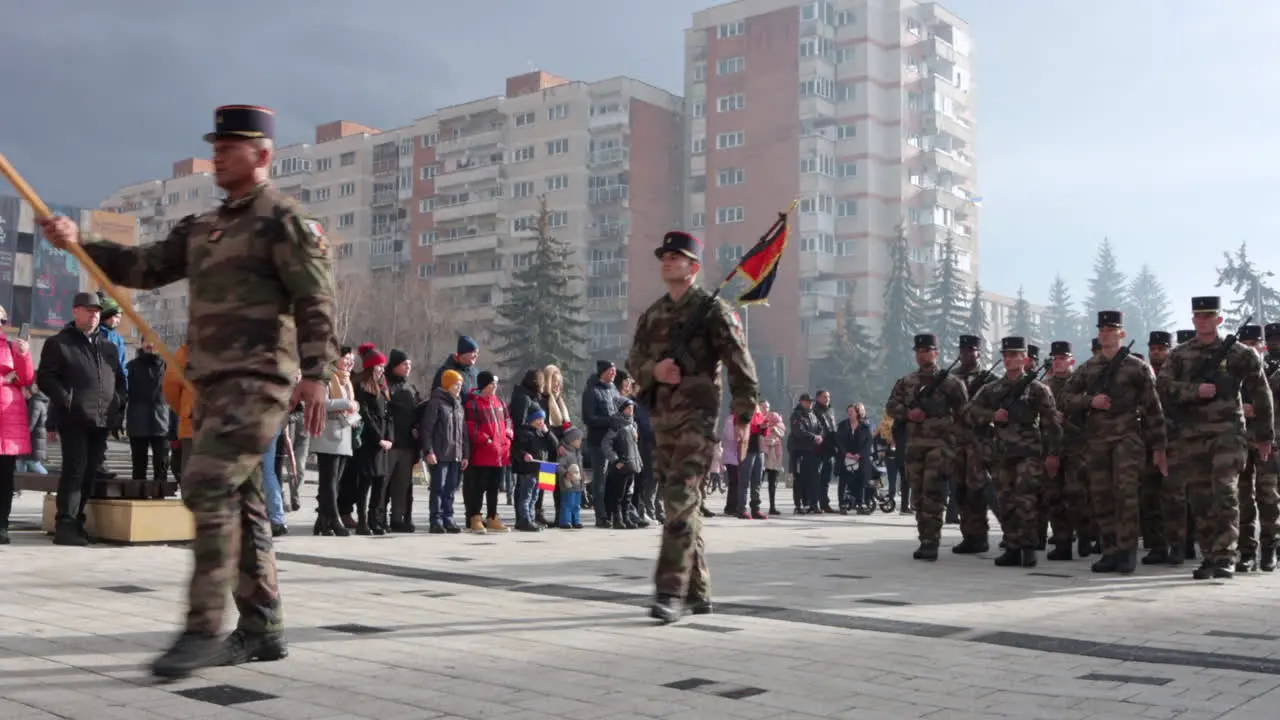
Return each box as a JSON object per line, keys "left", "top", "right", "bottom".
{"left": 547, "top": 138, "right": 569, "bottom": 156}
{"left": 692, "top": 62, "right": 706, "bottom": 82}
{"left": 339, "top": 182, "right": 356, "bottom": 197}
{"left": 418, "top": 231, "right": 437, "bottom": 247}
{"left": 418, "top": 197, "right": 435, "bottom": 213}
{"left": 799, "top": 77, "right": 834, "bottom": 98}
{"left": 691, "top": 212, "right": 705, "bottom": 228}
{"left": 315, "top": 157, "right": 332, "bottom": 172}
{"left": 716, "top": 56, "right": 745, "bottom": 75}
{"left": 800, "top": 156, "right": 834, "bottom": 175}
{"left": 837, "top": 200, "right": 857, "bottom": 217}
{"left": 420, "top": 133, "right": 438, "bottom": 148}
{"left": 340, "top": 152, "right": 356, "bottom": 167}
{"left": 716, "top": 94, "right": 745, "bottom": 112}
{"left": 547, "top": 103, "right": 568, "bottom": 120}
{"left": 548, "top": 211, "right": 569, "bottom": 229}
{"left": 512, "top": 145, "right": 535, "bottom": 162}
{"left": 338, "top": 212, "right": 355, "bottom": 228}
{"left": 837, "top": 163, "right": 856, "bottom": 178}
{"left": 690, "top": 101, "right": 704, "bottom": 118}
{"left": 167, "top": 192, "right": 179, "bottom": 205}
{"left": 715, "top": 131, "right": 744, "bottom": 150}
{"left": 716, "top": 168, "right": 744, "bottom": 186}
{"left": 716, "top": 206, "right": 745, "bottom": 225}
{"left": 312, "top": 187, "right": 330, "bottom": 202}
{"left": 800, "top": 194, "right": 834, "bottom": 214}
{"left": 514, "top": 111, "right": 536, "bottom": 127}
{"left": 511, "top": 181, "right": 534, "bottom": 198}
{"left": 837, "top": 124, "right": 856, "bottom": 139}
{"left": 837, "top": 84, "right": 856, "bottom": 101}
{"left": 801, "top": 234, "right": 835, "bottom": 253}
{"left": 546, "top": 174, "right": 568, "bottom": 191}
{"left": 187, "top": 189, "right": 199, "bottom": 200}
{"left": 692, "top": 137, "right": 706, "bottom": 154}
{"left": 835, "top": 48, "right": 853, "bottom": 65}
{"left": 420, "top": 165, "right": 437, "bottom": 180}
{"left": 717, "top": 21, "right": 745, "bottom": 38}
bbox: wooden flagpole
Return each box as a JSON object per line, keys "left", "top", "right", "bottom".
{"left": 0, "top": 151, "right": 194, "bottom": 394}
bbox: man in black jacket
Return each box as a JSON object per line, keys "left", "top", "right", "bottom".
{"left": 37, "top": 292, "right": 127, "bottom": 546}
{"left": 788, "top": 394, "right": 822, "bottom": 513}
{"left": 383, "top": 349, "right": 423, "bottom": 531}
{"left": 581, "top": 360, "right": 619, "bottom": 525}
{"left": 813, "top": 389, "right": 839, "bottom": 513}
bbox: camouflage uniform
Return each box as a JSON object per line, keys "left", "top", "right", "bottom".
{"left": 1137, "top": 333, "right": 1172, "bottom": 559}
{"left": 627, "top": 231, "right": 758, "bottom": 623}
{"left": 1236, "top": 325, "right": 1279, "bottom": 571}
{"left": 964, "top": 336, "right": 1061, "bottom": 566}
{"left": 1043, "top": 342, "right": 1094, "bottom": 559}
{"left": 1257, "top": 327, "right": 1280, "bottom": 571}
{"left": 884, "top": 333, "right": 968, "bottom": 559}
{"left": 952, "top": 335, "right": 995, "bottom": 553}
{"left": 1157, "top": 297, "right": 1274, "bottom": 579}
{"left": 1062, "top": 311, "right": 1167, "bottom": 574}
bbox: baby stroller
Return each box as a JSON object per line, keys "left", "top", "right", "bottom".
{"left": 850, "top": 458, "right": 897, "bottom": 515}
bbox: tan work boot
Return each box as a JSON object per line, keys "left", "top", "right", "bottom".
{"left": 485, "top": 516, "right": 509, "bottom": 533}
{"left": 468, "top": 515, "right": 487, "bottom": 534}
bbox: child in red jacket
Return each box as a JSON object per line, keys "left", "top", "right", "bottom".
{"left": 463, "top": 371, "right": 512, "bottom": 534}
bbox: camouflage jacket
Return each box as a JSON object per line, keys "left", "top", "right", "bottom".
{"left": 954, "top": 363, "right": 996, "bottom": 443}
{"left": 884, "top": 364, "right": 968, "bottom": 448}
{"left": 626, "top": 284, "right": 759, "bottom": 435}
{"left": 1156, "top": 336, "right": 1274, "bottom": 444}
{"left": 81, "top": 183, "right": 339, "bottom": 388}
{"left": 964, "top": 374, "right": 1061, "bottom": 459}
{"left": 1269, "top": 365, "right": 1280, "bottom": 447}
{"left": 1148, "top": 359, "right": 1178, "bottom": 440}
{"left": 1063, "top": 351, "right": 1167, "bottom": 449}
{"left": 1044, "top": 373, "right": 1083, "bottom": 450}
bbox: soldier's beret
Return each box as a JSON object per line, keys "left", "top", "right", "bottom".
{"left": 1027, "top": 344, "right": 1040, "bottom": 361}
{"left": 1096, "top": 310, "right": 1123, "bottom": 328}
{"left": 913, "top": 333, "right": 938, "bottom": 350}
{"left": 958, "top": 334, "right": 981, "bottom": 350}
{"left": 1091, "top": 338, "right": 1102, "bottom": 352}
{"left": 1239, "top": 324, "right": 1263, "bottom": 342}
{"left": 656, "top": 231, "right": 702, "bottom": 262}
{"left": 1148, "top": 331, "right": 1172, "bottom": 346}
{"left": 1176, "top": 329, "right": 1195, "bottom": 344}
{"left": 1050, "top": 341, "right": 1072, "bottom": 356}
{"left": 1191, "top": 296, "right": 1221, "bottom": 313}
{"left": 1001, "top": 336, "right": 1027, "bottom": 352}
{"left": 1266, "top": 323, "right": 1280, "bottom": 340}
{"left": 203, "top": 105, "right": 275, "bottom": 143}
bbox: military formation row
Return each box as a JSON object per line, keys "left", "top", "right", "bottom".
{"left": 885, "top": 295, "right": 1277, "bottom": 580}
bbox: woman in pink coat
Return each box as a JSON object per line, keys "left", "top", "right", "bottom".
{"left": 0, "top": 307, "right": 35, "bottom": 544}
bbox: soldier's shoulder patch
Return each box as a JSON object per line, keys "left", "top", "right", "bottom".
{"left": 727, "top": 307, "right": 745, "bottom": 343}
{"left": 294, "top": 215, "right": 329, "bottom": 256}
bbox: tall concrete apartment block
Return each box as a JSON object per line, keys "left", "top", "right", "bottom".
{"left": 409, "top": 71, "right": 684, "bottom": 358}
{"left": 685, "top": 0, "right": 977, "bottom": 392}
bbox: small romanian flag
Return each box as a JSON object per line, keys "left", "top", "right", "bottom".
{"left": 536, "top": 461, "right": 557, "bottom": 491}
{"left": 729, "top": 209, "right": 790, "bottom": 306}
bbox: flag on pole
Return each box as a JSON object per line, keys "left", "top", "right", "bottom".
{"left": 536, "top": 461, "right": 558, "bottom": 491}
{"left": 726, "top": 204, "right": 793, "bottom": 306}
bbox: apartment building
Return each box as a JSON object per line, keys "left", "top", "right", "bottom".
{"left": 686, "top": 0, "right": 978, "bottom": 392}
{"left": 980, "top": 289, "right": 1048, "bottom": 351}
{"left": 410, "top": 71, "right": 684, "bottom": 360}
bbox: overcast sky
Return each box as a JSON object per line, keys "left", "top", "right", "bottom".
{"left": 1, "top": 0, "right": 1275, "bottom": 320}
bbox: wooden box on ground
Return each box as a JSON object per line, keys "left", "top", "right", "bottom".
{"left": 41, "top": 494, "right": 195, "bottom": 544}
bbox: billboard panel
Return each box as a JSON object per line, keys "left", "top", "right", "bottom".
{"left": 0, "top": 196, "right": 18, "bottom": 312}
{"left": 31, "top": 204, "right": 84, "bottom": 329}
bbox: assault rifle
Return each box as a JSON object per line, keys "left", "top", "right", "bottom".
{"left": 639, "top": 293, "right": 717, "bottom": 411}
{"left": 999, "top": 359, "right": 1051, "bottom": 423}
{"left": 1266, "top": 355, "right": 1280, "bottom": 379}
{"left": 1088, "top": 340, "right": 1136, "bottom": 401}
{"left": 967, "top": 358, "right": 1003, "bottom": 398}
{"left": 1188, "top": 315, "right": 1252, "bottom": 400}
{"left": 908, "top": 356, "right": 962, "bottom": 410}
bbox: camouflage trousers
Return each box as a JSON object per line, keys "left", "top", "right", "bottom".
{"left": 905, "top": 442, "right": 952, "bottom": 547}
{"left": 183, "top": 377, "right": 290, "bottom": 636}
{"left": 992, "top": 456, "right": 1043, "bottom": 549}
{"left": 1179, "top": 433, "right": 1247, "bottom": 564}
{"left": 1238, "top": 448, "right": 1280, "bottom": 554}
{"left": 1044, "top": 453, "right": 1091, "bottom": 545}
{"left": 1144, "top": 450, "right": 1189, "bottom": 554}
{"left": 1139, "top": 466, "right": 1163, "bottom": 549}
{"left": 653, "top": 417, "right": 715, "bottom": 602}
{"left": 954, "top": 444, "right": 990, "bottom": 538}
{"left": 1085, "top": 434, "right": 1144, "bottom": 554}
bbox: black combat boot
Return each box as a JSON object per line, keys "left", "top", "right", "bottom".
{"left": 1165, "top": 546, "right": 1184, "bottom": 566}
{"left": 952, "top": 535, "right": 989, "bottom": 554}
{"left": 151, "top": 632, "right": 225, "bottom": 679}
{"left": 1141, "top": 548, "right": 1169, "bottom": 565}
{"left": 685, "top": 596, "right": 714, "bottom": 615}
{"left": 993, "top": 547, "right": 1022, "bottom": 567}
{"left": 912, "top": 543, "right": 938, "bottom": 561}
{"left": 1046, "top": 543, "right": 1072, "bottom": 561}
{"left": 1114, "top": 550, "right": 1137, "bottom": 574}
{"left": 220, "top": 629, "right": 288, "bottom": 667}
{"left": 1036, "top": 520, "right": 1049, "bottom": 551}
{"left": 649, "top": 595, "right": 683, "bottom": 624}
{"left": 1020, "top": 548, "right": 1038, "bottom": 567}
{"left": 1261, "top": 546, "right": 1277, "bottom": 572}
{"left": 1236, "top": 553, "right": 1257, "bottom": 573}
{"left": 1192, "top": 559, "right": 1233, "bottom": 579}
{"left": 1090, "top": 553, "right": 1120, "bottom": 573}
{"left": 1076, "top": 536, "right": 1093, "bottom": 557}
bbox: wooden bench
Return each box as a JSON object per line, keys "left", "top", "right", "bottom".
{"left": 13, "top": 440, "right": 179, "bottom": 498}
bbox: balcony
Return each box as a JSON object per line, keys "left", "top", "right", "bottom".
{"left": 587, "top": 296, "right": 626, "bottom": 314}
{"left": 800, "top": 294, "right": 837, "bottom": 317}
{"left": 371, "top": 158, "right": 399, "bottom": 176}
{"left": 918, "top": 185, "right": 973, "bottom": 212}
{"left": 432, "top": 231, "right": 500, "bottom": 257}
{"left": 798, "top": 251, "right": 835, "bottom": 278}
{"left": 435, "top": 129, "right": 504, "bottom": 155}
{"left": 434, "top": 269, "right": 503, "bottom": 290}
{"left": 588, "top": 185, "right": 629, "bottom": 204}
{"left": 368, "top": 249, "right": 410, "bottom": 270}
{"left": 928, "top": 36, "right": 955, "bottom": 63}
{"left": 589, "top": 111, "right": 628, "bottom": 131}
{"left": 433, "top": 197, "right": 502, "bottom": 224}
{"left": 923, "top": 110, "right": 971, "bottom": 139}
{"left": 588, "top": 334, "right": 628, "bottom": 352}
{"left": 372, "top": 189, "right": 398, "bottom": 206}
{"left": 589, "top": 147, "right": 629, "bottom": 166}
{"left": 587, "top": 259, "right": 627, "bottom": 278}
{"left": 590, "top": 223, "right": 628, "bottom": 244}
{"left": 436, "top": 162, "right": 506, "bottom": 189}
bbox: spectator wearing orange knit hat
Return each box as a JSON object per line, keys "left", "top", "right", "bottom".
{"left": 419, "top": 368, "right": 469, "bottom": 533}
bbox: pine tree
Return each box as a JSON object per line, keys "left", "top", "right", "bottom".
{"left": 1215, "top": 242, "right": 1280, "bottom": 325}
{"left": 877, "top": 224, "right": 924, "bottom": 395}
{"left": 812, "top": 297, "right": 880, "bottom": 406}
{"left": 1086, "top": 237, "right": 1129, "bottom": 319}
{"left": 1044, "top": 274, "right": 1078, "bottom": 344}
{"left": 492, "top": 196, "right": 589, "bottom": 381}
{"left": 1127, "top": 264, "right": 1173, "bottom": 342}
{"left": 1010, "top": 286, "right": 1037, "bottom": 339}
{"left": 968, "top": 281, "right": 989, "bottom": 359}
{"left": 923, "top": 233, "right": 969, "bottom": 351}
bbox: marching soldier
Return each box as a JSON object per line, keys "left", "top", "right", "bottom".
{"left": 1260, "top": 323, "right": 1280, "bottom": 571}
{"left": 626, "top": 231, "right": 759, "bottom": 623}
{"left": 1235, "top": 324, "right": 1276, "bottom": 572}
{"left": 37, "top": 105, "right": 338, "bottom": 677}
{"left": 1139, "top": 331, "right": 1174, "bottom": 564}
{"left": 964, "top": 336, "right": 1060, "bottom": 568}
{"left": 1043, "top": 341, "right": 1093, "bottom": 560}
{"left": 1174, "top": 328, "right": 1198, "bottom": 561}
{"left": 1062, "top": 311, "right": 1167, "bottom": 575}
{"left": 952, "top": 335, "right": 994, "bottom": 554}
{"left": 885, "top": 333, "right": 968, "bottom": 561}
{"left": 1157, "top": 297, "right": 1274, "bottom": 579}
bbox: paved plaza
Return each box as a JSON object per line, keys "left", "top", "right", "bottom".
{"left": 4, "top": 488, "right": 1280, "bottom": 720}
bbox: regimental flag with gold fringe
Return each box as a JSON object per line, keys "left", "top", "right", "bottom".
{"left": 536, "top": 461, "right": 558, "bottom": 492}
{"left": 723, "top": 202, "right": 794, "bottom": 306}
